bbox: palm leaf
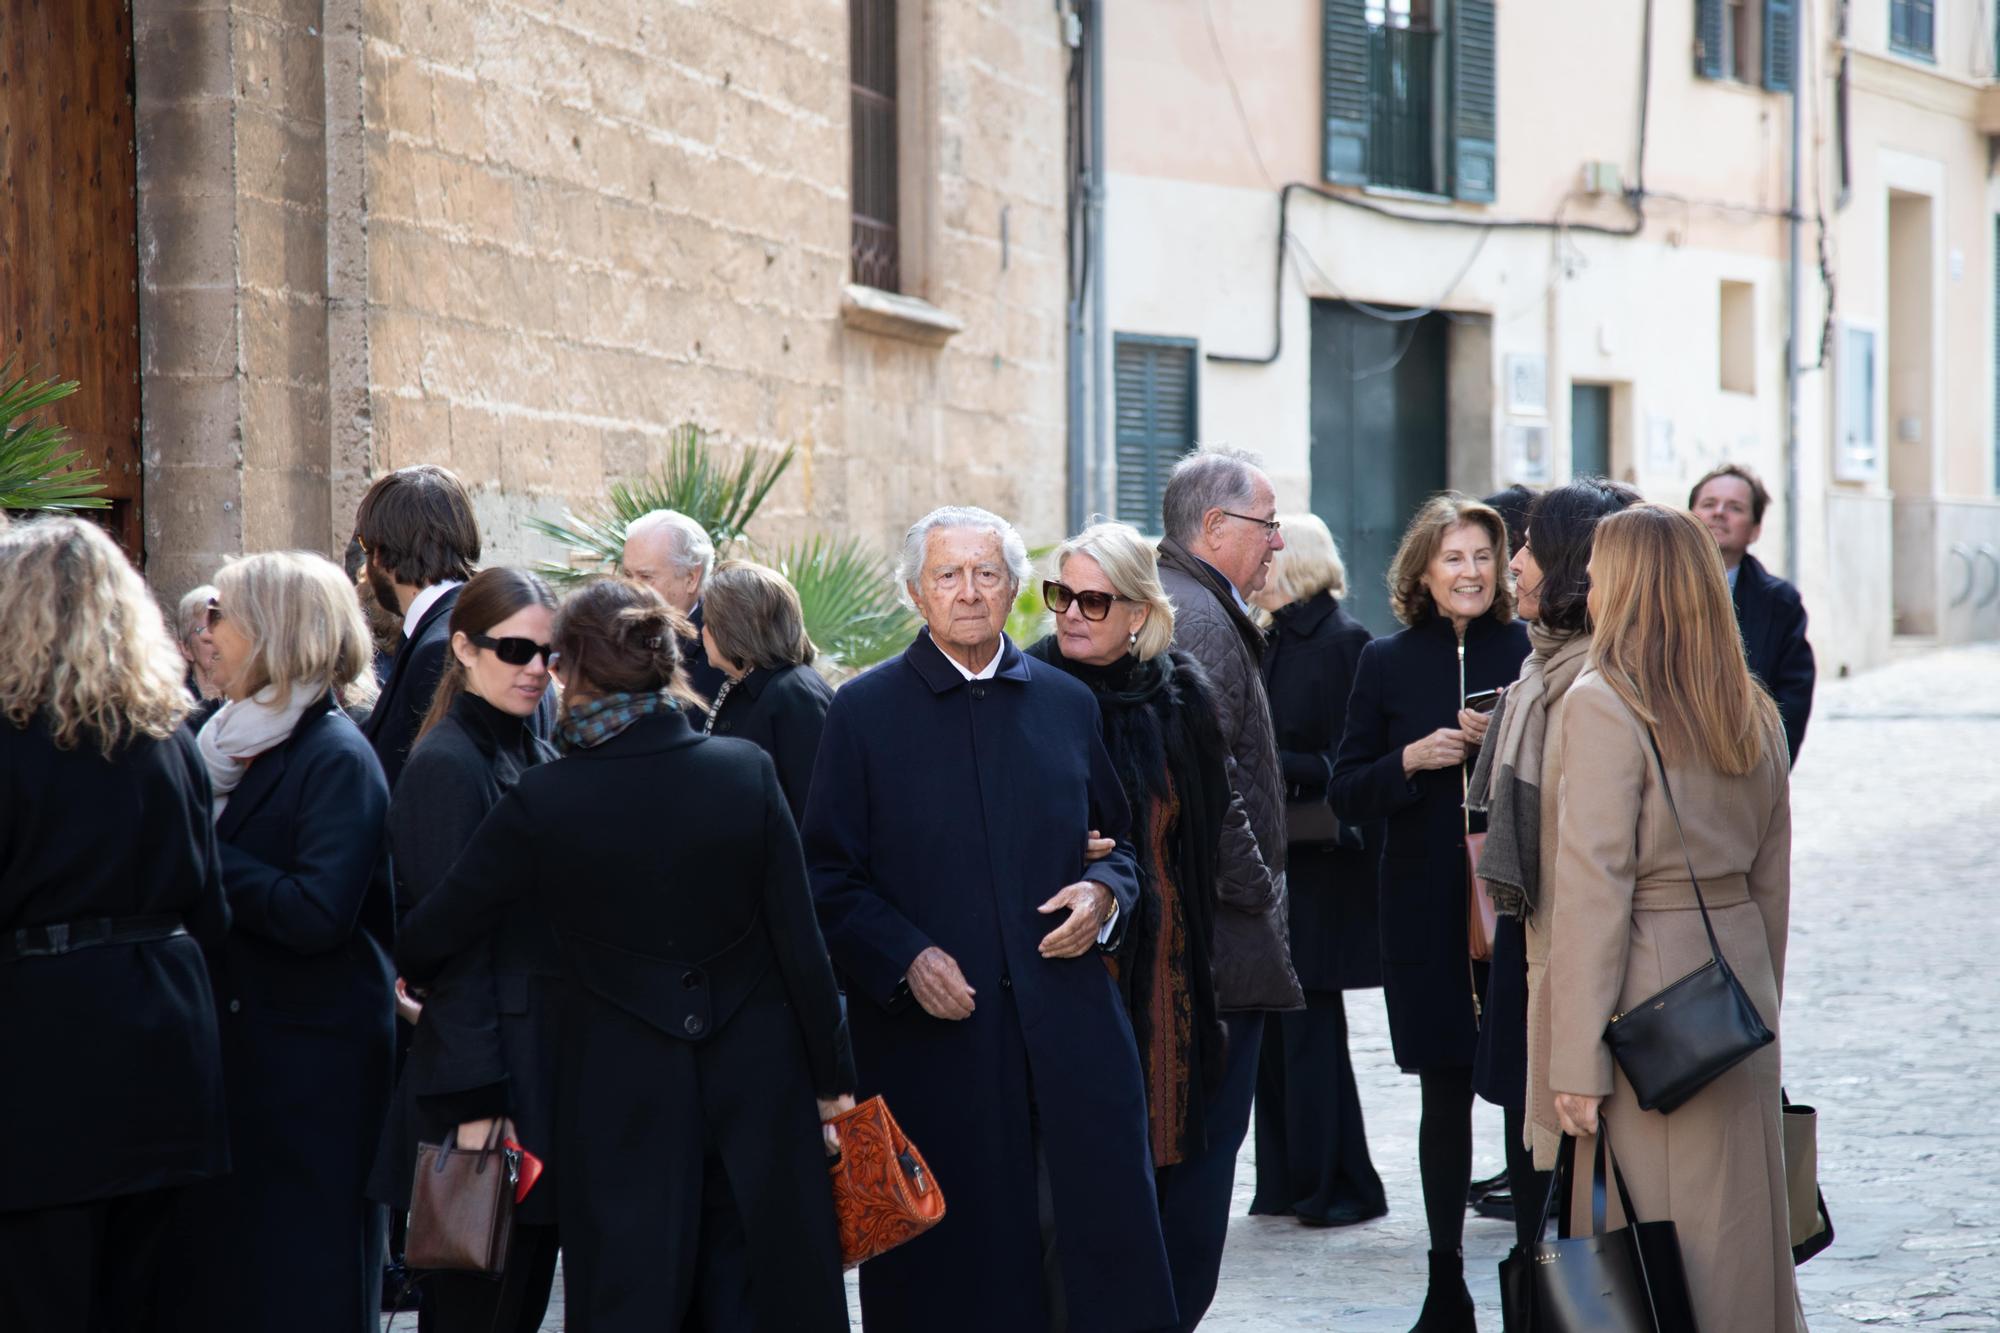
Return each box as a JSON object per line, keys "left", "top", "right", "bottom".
{"left": 0, "top": 360, "right": 108, "bottom": 511}
{"left": 774, "top": 535, "right": 919, "bottom": 672}
{"left": 528, "top": 424, "right": 796, "bottom": 585}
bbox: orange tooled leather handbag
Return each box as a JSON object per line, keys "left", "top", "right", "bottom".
{"left": 826, "top": 1095, "right": 946, "bottom": 1270}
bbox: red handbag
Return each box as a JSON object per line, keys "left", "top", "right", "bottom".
{"left": 826, "top": 1096, "right": 946, "bottom": 1270}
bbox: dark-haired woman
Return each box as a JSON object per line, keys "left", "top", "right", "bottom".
{"left": 1462, "top": 479, "right": 1639, "bottom": 1254}
{"left": 699, "top": 561, "right": 835, "bottom": 826}
{"left": 397, "top": 578, "right": 854, "bottom": 1330}
{"left": 1330, "top": 495, "right": 1529, "bottom": 1333}
{"left": 368, "top": 567, "right": 561, "bottom": 1333}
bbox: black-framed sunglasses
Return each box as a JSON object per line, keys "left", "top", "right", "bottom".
{"left": 1218, "top": 510, "right": 1282, "bottom": 537}
{"left": 204, "top": 597, "right": 225, "bottom": 630}
{"left": 469, "top": 633, "right": 555, "bottom": 667}
{"left": 1043, "top": 580, "right": 1128, "bottom": 622}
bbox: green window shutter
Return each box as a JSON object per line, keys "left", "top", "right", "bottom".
{"left": 1993, "top": 218, "right": 1999, "bottom": 492}
{"left": 1323, "top": 0, "right": 1370, "bottom": 184}
{"left": 1113, "top": 337, "right": 1198, "bottom": 530}
{"left": 1695, "top": 0, "right": 1726, "bottom": 78}
{"left": 1763, "top": 0, "right": 1795, "bottom": 92}
{"left": 1450, "top": 0, "right": 1497, "bottom": 203}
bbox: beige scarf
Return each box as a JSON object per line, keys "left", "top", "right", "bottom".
{"left": 1465, "top": 625, "right": 1591, "bottom": 919}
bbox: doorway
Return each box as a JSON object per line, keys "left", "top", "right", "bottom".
{"left": 1308, "top": 301, "right": 1450, "bottom": 635}
{"left": 1887, "top": 189, "right": 1936, "bottom": 637}
{"left": 1571, "top": 383, "right": 1612, "bottom": 479}
{"left": 0, "top": 0, "right": 143, "bottom": 554}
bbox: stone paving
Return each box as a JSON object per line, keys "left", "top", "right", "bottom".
{"left": 485, "top": 643, "right": 2000, "bottom": 1332}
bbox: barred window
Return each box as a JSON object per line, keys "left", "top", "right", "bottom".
{"left": 850, "top": 0, "right": 900, "bottom": 291}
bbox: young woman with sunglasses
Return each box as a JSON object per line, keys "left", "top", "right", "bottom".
{"left": 367, "top": 567, "right": 564, "bottom": 1333}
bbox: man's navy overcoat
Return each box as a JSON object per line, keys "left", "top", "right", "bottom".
{"left": 802, "top": 631, "right": 1178, "bottom": 1333}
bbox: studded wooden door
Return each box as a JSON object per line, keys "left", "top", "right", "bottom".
{"left": 0, "top": 0, "right": 143, "bottom": 555}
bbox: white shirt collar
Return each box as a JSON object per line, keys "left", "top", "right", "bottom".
{"left": 403, "top": 580, "right": 463, "bottom": 636}
{"left": 942, "top": 637, "right": 1006, "bottom": 681}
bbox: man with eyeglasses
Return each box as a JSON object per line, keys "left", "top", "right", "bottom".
{"left": 1153, "top": 446, "right": 1305, "bottom": 1332}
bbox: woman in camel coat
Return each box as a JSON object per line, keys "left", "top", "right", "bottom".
{"left": 1539, "top": 504, "right": 1805, "bottom": 1333}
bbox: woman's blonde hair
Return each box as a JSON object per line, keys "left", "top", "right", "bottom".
{"left": 1385, "top": 493, "right": 1514, "bottom": 627}
{"left": 0, "top": 517, "right": 192, "bottom": 754}
{"left": 1263, "top": 512, "right": 1347, "bottom": 604}
{"left": 212, "top": 551, "right": 380, "bottom": 710}
{"left": 1050, "top": 521, "right": 1176, "bottom": 661}
{"left": 1586, "top": 504, "right": 1780, "bottom": 775}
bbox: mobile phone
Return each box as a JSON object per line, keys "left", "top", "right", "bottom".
{"left": 1464, "top": 687, "right": 1502, "bottom": 714}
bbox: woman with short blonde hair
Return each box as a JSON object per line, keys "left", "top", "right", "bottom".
{"left": 1025, "top": 521, "right": 1232, "bottom": 1199}
{"left": 182, "top": 549, "right": 398, "bottom": 1329}
{"left": 1544, "top": 504, "right": 1801, "bottom": 1331}
{"left": 1258, "top": 512, "right": 1347, "bottom": 607}
{"left": 0, "top": 517, "right": 231, "bottom": 1331}
{"left": 1245, "top": 514, "right": 1386, "bottom": 1229}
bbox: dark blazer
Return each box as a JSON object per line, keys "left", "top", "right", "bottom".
{"left": 708, "top": 662, "right": 834, "bottom": 826}
{"left": 368, "top": 692, "right": 560, "bottom": 1223}
{"left": 173, "top": 695, "right": 397, "bottom": 1333}
{"left": 397, "top": 710, "right": 853, "bottom": 1331}
{"left": 1330, "top": 614, "right": 1530, "bottom": 1072}
{"left": 0, "top": 718, "right": 230, "bottom": 1212}
{"left": 803, "top": 631, "right": 1176, "bottom": 1333}
{"left": 1262, "top": 593, "right": 1384, "bottom": 992}
{"left": 363, "top": 584, "right": 459, "bottom": 791}
{"left": 1733, "top": 553, "right": 1815, "bottom": 764}
{"left": 681, "top": 600, "right": 729, "bottom": 708}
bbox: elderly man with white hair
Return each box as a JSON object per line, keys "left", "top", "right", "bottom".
{"left": 620, "top": 508, "right": 726, "bottom": 704}
{"left": 802, "top": 506, "right": 1176, "bottom": 1333}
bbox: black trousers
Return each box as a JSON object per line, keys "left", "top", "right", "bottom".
{"left": 1154, "top": 1010, "right": 1263, "bottom": 1333}
{"left": 1249, "top": 991, "right": 1387, "bottom": 1222}
{"left": 414, "top": 1223, "right": 561, "bottom": 1333}
{"left": 0, "top": 1186, "right": 180, "bottom": 1332}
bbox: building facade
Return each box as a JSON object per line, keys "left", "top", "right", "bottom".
{"left": 1091, "top": 0, "right": 2000, "bottom": 674}
{"left": 2, "top": 0, "right": 1073, "bottom": 597}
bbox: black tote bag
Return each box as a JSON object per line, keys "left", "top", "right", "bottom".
{"left": 1498, "top": 1126, "right": 1698, "bottom": 1333}
{"left": 1601, "top": 732, "right": 1774, "bottom": 1113}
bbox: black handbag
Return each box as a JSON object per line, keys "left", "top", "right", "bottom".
{"left": 1498, "top": 1126, "right": 1698, "bottom": 1332}
{"left": 1601, "top": 732, "right": 1775, "bottom": 1113}
{"left": 1782, "top": 1089, "right": 1835, "bottom": 1265}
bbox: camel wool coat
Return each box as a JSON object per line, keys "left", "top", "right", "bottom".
{"left": 1533, "top": 672, "right": 1805, "bottom": 1333}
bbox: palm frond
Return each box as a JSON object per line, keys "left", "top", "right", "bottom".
{"left": 0, "top": 360, "right": 107, "bottom": 511}
{"left": 774, "top": 535, "right": 919, "bottom": 672}
{"left": 528, "top": 424, "right": 796, "bottom": 585}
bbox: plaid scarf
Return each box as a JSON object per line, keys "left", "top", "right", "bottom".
{"left": 558, "top": 689, "right": 678, "bottom": 751}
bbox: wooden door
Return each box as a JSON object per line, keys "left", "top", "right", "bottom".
{"left": 1309, "top": 300, "right": 1449, "bottom": 636}
{"left": 1571, "top": 382, "right": 1611, "bottom": 479}
{"left": 1, "top": 0, "right": 143, "bottom": 555}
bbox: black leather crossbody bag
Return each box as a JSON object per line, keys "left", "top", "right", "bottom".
{"left": 1601, "top": 732, "right": 1774, "bottom": 1113}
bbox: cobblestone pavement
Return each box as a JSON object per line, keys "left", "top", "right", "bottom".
{"left": 493, "top": 644, "right": 1999, "bottom": 1332}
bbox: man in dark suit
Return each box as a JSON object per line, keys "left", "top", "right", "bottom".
{"left": 1690, "top": 462, "right": 1816, "bottom": 763}
{"left": 620, "top": 508, "right": 728, "bottom": 707}
{"left": 354, "top": 465, "right": 483, "bottom": 791}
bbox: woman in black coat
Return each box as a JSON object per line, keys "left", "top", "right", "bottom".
{"left": 1022, "top": 522, "right": 1229, "bottom": 1183}
{"left": 0, "top": 518, "right": 232, "bottom": 1333}
{"left": 1246, "top": 515, "right": 1388, "bottom": 1229}
{"left": 1330, "top": 496, "right": 1529, "bottom": 1333}
{"left": 398, "top": 578, "right": 854, "bottom": 1332}
{"left": 696, "top": 560, "right": 835, "bottom": 825}
{"left": 367, "top": 567, "right": 562, "bottom": 1332}
{"left": 176, "top": 550, "right": 398, "bottom": 1333}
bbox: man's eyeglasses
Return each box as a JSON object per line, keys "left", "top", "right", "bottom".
{"left": 1218, "top": 510, "right": 1282, "bottom": 538}
{"left": 469, "top": 633, "right": 555, "bottom": 668}
{"left": 1043, "top": 581, "right": 1128, "bottom": 622}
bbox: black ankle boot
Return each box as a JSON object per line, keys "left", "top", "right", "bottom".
{"left": 1408, "top": 1248, "right": 1477, "bottom": 1332}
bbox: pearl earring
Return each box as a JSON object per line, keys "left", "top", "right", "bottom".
{"left": 1128, "top": 631, "right": 1139, "bottom": 648}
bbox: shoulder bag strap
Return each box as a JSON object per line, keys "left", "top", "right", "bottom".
{"left": 1643, "top": 729, "right": 1725, "bottom": 966}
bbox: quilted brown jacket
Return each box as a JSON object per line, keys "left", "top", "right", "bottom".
{"left": 1156, "top": 537, "right": 1304, "bottom": 1013}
